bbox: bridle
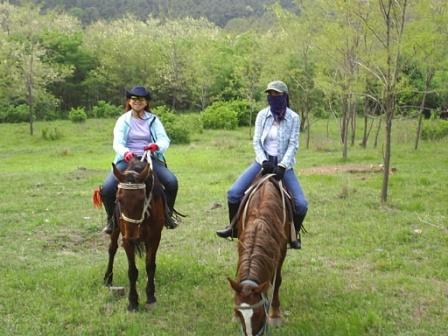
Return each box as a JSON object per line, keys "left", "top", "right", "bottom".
{"left": 234, "top": 279, "right": 275, "bottom": 336}
{"left": 117, "top": 152, "right": 154, "bottom": 225}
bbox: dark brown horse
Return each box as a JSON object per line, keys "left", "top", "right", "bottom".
{"left": 103, "top": 157, "right": 166, "bottom": 311}
{"left": 228, "top": 175, "right": 293, "bottom": 335}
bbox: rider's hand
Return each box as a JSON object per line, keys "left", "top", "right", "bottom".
{"left": 273, "top": 165, "right": 286, "bottom": 180}
{"left": 261, "top": 160, "right": 275, "bottom": 175}
{"left": 124, "top": 151, "right": 135, "bottom": 162}
{"left": 144, "top": 143, "right": 159, "bottom": 152}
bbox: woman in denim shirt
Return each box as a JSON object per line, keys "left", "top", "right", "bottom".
{"left": 101, "top": 86, "right": 179, "bottom": 233}
{"left": 216, "top": 81, "right": 308, "bottom": 249}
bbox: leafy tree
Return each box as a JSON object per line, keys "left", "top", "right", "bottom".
{"left": 40, "top": 29, "right": 98, "bottom": 116}
{"left": 358, "top": 0, "right": 410, "bottom": 203}
{"left": 0, "top": 3, "right": 71, "bottom": 132}
{"left": 402, "top": 0, "right": 448, "bottom": 149}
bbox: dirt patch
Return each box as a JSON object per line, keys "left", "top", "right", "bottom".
{"left": 299, "top": 164, "right": 397, "bottom": 175}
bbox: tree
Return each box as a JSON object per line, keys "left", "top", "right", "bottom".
{"left": 0, "top": 3, "right": 71, "bottom": 133}
{"left": 403, "top": 1, "right": 448, "bottom": 150}
{"left": 313, "top": 0, "right": 367, "bottom": 160}
{"left": 357, "top": 0, "right": 409, "bottom": 203}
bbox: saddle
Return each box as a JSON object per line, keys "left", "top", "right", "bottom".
{"left": 233, "top": 174, "right": 296, "bottom": 243}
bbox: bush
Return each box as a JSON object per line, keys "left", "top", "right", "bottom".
{"left": 41, "top": 127, "right": 63, "bottom": 141}
{"left": 421, "top": 119, "right": 448, "bottom": 140}
{"left": 164, "top": 122, "right": 190, "bottom": 144}
{"left": 0, "top": 104, "right": 29, "bottom": 123}
{"left": 92, "top": 100, "right": 122, "bottom": 118}
{"left": 201, "top": 102, "right": 238, "bottom": 130}
{"left": 178, "top": 113, "right": 203, "bottom": 134}
{"left": 152, "top": 105, "right": 190, "bottom": 144}
{"left": 229, "top": 100, "right": 252, "bottom": 126}
{"left": 152, "top": 105, "right": 176, "bottom": 125}
{"left": 69, "top": 107, "right": 87, "bottom": 123}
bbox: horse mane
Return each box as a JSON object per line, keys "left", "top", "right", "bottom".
{"left": 236, "top": 178, "right": 288, "bottom": 284}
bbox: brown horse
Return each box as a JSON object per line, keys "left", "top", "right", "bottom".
{"left": 228, "top": 175, "right": 293, "bottom": 335}
{"left": 103, "top": 157, "right": 166, "bottom": 311}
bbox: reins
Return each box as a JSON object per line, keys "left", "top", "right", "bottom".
{"left": 117, "top": 151, "right": 155, "bottom": 224}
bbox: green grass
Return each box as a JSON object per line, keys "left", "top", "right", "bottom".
{"left": 0, "top": 118, "right": 447, "bottom": 335}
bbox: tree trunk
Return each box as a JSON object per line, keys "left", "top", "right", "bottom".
{"left": 414, "top": 71, "right": 433, "bottom": 150}
{"left": 27, "top": 53, "right": 34, "bottom": 136}
{"left": 381, "top": 93, "right": 394, "bottom": 203}
{"left": 361, "top": 97, "right": 369, "bottom": 148}
{"left": 342, "top": 94, "right": 349, "bottom": 160}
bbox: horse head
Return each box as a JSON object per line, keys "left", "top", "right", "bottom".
{"left": 113, "top": 158, "right": 153, "bottom": 240}
{"left": 228, "top": 278, "right": 270, "bottom": 336}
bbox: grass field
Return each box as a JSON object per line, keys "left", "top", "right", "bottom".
{"left": 0, "top": 117, "right": 447, "bottom": 335}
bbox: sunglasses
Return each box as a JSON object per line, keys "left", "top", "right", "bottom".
{"left": 129, "top": 96, "right": 146, "bottom": 102}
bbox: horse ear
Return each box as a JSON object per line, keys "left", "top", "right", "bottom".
{"left": 112, "top": 163, "right": 125, "bottom": 182}
{"left": 254, "top": 281, "right": 270, "bottom": 294}
{"left": 228, "top": 277, "right": 242, "bottom": 293}
{"left": 137, "top": 163, "right": 150, "bottom": 182}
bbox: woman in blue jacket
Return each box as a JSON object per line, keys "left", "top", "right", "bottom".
{"left": 216, "top": 80, "right": 308, "bottom": 249}
{"left": 101, "top": 86, "right": 178, "bottom": 233}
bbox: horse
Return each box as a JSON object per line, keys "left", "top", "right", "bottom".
{"left": 103, "top": 155, "right": 167, "bottom": 311}
{"left": 228, "top": 175, "right": 293, "bottom": 335}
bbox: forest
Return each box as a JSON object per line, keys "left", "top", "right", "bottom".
{"left": 9, "top": 0, "right": 298, "bottom": 26}
{"left": 1, "top": 1, "right": 448, "bottom": 157}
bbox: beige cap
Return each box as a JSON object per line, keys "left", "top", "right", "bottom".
{"left": 265, "top": 80, "right": 288, "bottom": 93}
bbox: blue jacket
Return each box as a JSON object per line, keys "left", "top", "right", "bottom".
{"left": 112, "top": 110, "right": 170, "bottom": 163}
{"left": 253, "top": 107, "right": 300, "bottom": 169}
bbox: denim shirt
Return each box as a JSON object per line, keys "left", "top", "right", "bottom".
{"left": 253, "top": 107, "right": 300, "bottom": 169}
{"left": 112, "top": 110, "right": 170, "bottom": 163}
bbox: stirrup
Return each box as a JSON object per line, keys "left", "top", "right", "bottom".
{"left": 103, "top": 218, "right": 114, "bottom": 234}
{"left": 290, "top": 233, "right": 302, "bottom": 249}
{"left": 165, "top": 212, "right": 179, "bottom": 229}
{"left": 216, "top": 226, "right": 237, "bottom": 239}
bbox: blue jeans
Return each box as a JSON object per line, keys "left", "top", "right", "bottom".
{"left": 227, "top": 159, "right": 308, "bottom": 216}
{"left": 101, "top": 159, "right": 178, "bottom": 217}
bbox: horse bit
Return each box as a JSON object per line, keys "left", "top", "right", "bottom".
{"left": 117, "top": 151, "right": 154, "bottom": 224}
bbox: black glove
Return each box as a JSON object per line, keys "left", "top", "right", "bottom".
{"left": 261, "top": 160, "right": 275, "bottom": 175}
{"left": 273, "top": 165, "right": 286, "bottom": 180}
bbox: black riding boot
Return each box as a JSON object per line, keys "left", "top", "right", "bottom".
{"left": 103, "top": 216, "right": 115, "bottom": 234}
{"left": 165, "top": 190, "right": 179, "bottom": 229}
{"left": 101, "top": 188, "right": 116, "bottom": 234}
{"left": 216, "top": 201, "right": 240, "bottom": 239}
{"left": 290, "top": 210, "right": 307, "bottom": 249}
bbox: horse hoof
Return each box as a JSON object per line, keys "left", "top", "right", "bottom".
{"left": 103, "top": 274, "right": 113, "bottom": 286}
{"left": 144, "top": 302, "right": 157, "bottom": 310}
{"left": 269, "top": 317, "right": 283, "bottom": 327}
{"left": 127, "top": 305, "right": 138, "bottom": 312}
{"left": 109, "top": 286, "right": 125, "bottom": 298}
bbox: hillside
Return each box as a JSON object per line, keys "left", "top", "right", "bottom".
{"left": 10, "top": 0, "right": 298, "bottom": 26}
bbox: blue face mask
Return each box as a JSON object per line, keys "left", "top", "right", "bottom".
{"left": 267, "top": 94, "right": 287, "bottom": 121}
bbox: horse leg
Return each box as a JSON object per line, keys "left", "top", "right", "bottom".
{"left": 269, "top": 252, "right": 286, "bottom": 326}
{"left": 146, "top": 244, "right": 158, "bottom": 305}
{"left": 123, "top": 240, "right": 139, "bottom": 311}
{"left": 145, "top": 232, "right": 161, "bottom": 307}
{"left": 103, "top": 229, "right": 120, "bottom": 286}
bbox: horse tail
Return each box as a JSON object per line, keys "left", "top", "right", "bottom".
{"left": 92, "top": 186, "right": 102, "bottom": 208}
{"left": 129, "top": 240, "right": 145, "bottom": 258}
